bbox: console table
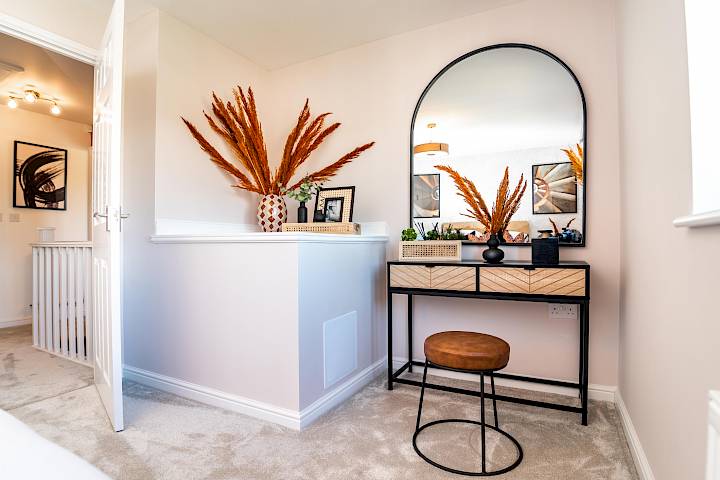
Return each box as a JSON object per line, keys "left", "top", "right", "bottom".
{"left": 386, "top": 259, "right": 591, "bottom": 425}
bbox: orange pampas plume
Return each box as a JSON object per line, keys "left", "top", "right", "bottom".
{"left": 561, "top": 143, "right": 584, "bottom": 185}
{"left": 436, "top": 164, "right": 526, "bottom": 235}
{"left": 182, "top": 86, "right": 375, "bottom": 195}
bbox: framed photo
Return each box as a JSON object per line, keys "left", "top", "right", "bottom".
{"left": 413, "top": 173, "right": 440, "bottom": 218}
{"left": 532, "top": 162, "right": 577, "bottom": 214}
{"left": 315, "top": 186, "right": 355, "bottom": 222}
{"left": 13, "top": 141, "right": 68, "bottom": 210}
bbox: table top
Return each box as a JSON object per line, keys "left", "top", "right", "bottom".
{"left": 388, "top": 259, "right": 589, "bottom": 268}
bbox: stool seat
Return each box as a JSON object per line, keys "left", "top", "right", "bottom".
{"left": 424, "top": 331, "right": 510, "bottom": 371}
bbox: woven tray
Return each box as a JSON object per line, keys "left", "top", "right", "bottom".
{"left": 281, "top": 222, "right": 361, "bottom": 235}
{"left": 399, "top": 240, "right": 462, "bottom": 261}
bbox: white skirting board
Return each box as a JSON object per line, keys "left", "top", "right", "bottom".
{"left": 123, "top": 358, "right": 386, "bottom": 431}
{"left": 614, "top": 391, "right": 656, "bottom": 480}
{"left": 0, "top": 316, "right": 31, "bottom": 329}
{"left": 392, "top": 358, "right": 616, "bottom": 402}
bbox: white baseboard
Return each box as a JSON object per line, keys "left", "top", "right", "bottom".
{"left": 392, "top": 358, "right": 616, "bottom": 402}
{"left": 123, "top": 357, "right": 385, "bottom": 431}
{"left": 0, "top": 316, "right": 31, "bottom": 329}
{"left": 615, "top": 391, "right": 655, "bottom": 480}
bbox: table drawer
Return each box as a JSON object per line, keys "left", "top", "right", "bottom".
{"left": 529, "top": 268, "right": 586, "bottom": 296}
{"left": 479, "top": 268, "right": 530, "bottom": 294}
{"left": 390, "top": 265, "right": 476, "bottom": 291}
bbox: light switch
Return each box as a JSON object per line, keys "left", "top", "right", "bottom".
{"left": 9, "top": 213, "right": 20, "bottom": 223}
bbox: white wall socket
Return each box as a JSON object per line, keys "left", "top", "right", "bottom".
{"left": 8, "top": 213, "right": 20, "bottom": 223}
{"left": 548, "top": 303, "right": 577, "bottom": 320}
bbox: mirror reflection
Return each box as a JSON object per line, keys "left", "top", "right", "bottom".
{"left": 411, "top": 46, "right": 585, "bottom": 245}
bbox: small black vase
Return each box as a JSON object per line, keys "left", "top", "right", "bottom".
{"left": 297, "top": 201, "right": 308, "bottom": 223}
{"left": 483, "top": 233, "right": 505, "bottom": 264}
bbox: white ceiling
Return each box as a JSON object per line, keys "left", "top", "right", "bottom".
{"left": 0, "top": 32, "right": 94, "bottom": 124}
{"left": 146, "top": 0, "right": 524, "bottom": 70}
{"left": 414, "top": 47, "right": 584, "bottom": 157}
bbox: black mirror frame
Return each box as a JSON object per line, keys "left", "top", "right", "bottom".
{"left": 409, "top": 43, "right": 587, "bottom": 247}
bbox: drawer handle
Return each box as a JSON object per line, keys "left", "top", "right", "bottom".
{"left": 523, "top": 267, "right": 536, "bottom": 271}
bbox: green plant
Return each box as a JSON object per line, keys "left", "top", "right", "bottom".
{"left": 401, "top": 228, "right": 417, "bottom": 241}
{"left": 280, "top": 176, "right": 322, "bottom": 203}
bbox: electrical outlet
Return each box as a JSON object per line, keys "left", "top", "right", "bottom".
{"left": 548, "top": 303, "right": 577, "bottom": 320}
{"left": 8, "top": 213, "right": 20, "bottom": 223}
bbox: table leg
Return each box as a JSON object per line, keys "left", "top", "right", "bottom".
{"left": 408, "top": 295, "right": 413, "bottom": 373}
{"left": 387, "top": 289, "right": 393, "bottom": 390}
{"left": 581, "top": 301, "right": 590, "bottom": 425}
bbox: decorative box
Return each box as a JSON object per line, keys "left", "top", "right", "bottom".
{"left": 398, "top": 240, "right": 462, "bottom": 262}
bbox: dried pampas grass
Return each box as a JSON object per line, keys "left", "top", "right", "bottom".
{"left": 436, "top": 164, "right": 526, "bottom": 235}
{"left": 562, "top": 143, "right": 584, "bottom": 185}
{"left": 182, "top": 86, "right": 375, "bottom": 195}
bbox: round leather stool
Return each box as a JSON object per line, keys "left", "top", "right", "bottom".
{"left": 413, "top": 331, "right": 523, "bottom": 476}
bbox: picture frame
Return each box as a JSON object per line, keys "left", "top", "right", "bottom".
{"left": 323, "top": 197, "right": 344, "bottom": 222}
{"left": 13, "top": 141, "right": 68, "bottom": 211}
{"left": 532, "top": 162, "right": 577, "bottom": 214}
{"left": 315, "top": 186, "right": 355, "bottom": 223}
{"left": 412, "top": 173, "right": 440, "bottom": 218}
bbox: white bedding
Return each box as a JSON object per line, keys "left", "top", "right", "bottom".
{"left": 0, "top": 409, "right": 110, "bottom": 479}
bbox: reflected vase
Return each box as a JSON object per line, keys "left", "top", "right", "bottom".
{"left": 482, "top": 233, "right": 504, "bottom": 264}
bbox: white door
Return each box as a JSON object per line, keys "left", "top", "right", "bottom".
{"left": 92, "top": 0, "right": 126, "bottom": 432}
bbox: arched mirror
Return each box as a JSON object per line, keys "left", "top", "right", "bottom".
{"left": 411, "top": 44, "right": 586, "bottom": 246}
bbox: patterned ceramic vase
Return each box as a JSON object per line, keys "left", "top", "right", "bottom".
{"left": 257, "top": 194, "right": 287, "bottom": 232}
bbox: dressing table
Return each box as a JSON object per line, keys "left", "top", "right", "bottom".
{"left": 386, "top": 259, "right": 591, "bottom": 425}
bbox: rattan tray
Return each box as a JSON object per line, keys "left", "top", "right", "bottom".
{"left": 281, "top": 222, "right": 361, "bottom": 235}
{"left": 398, "top": 240, "right": 462, "bottom": 261}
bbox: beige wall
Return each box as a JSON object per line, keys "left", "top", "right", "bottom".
{"left": 616, "top": 0, "right": 720, "bottom": 478}
{"left": 0, "top": 105, "right": 91, "bottom": 325}
{"left": 153, "top": 11, "right": 269, "bottom": 227}
{"left": 266, "top": 0, "right": 621, "bottom": 387}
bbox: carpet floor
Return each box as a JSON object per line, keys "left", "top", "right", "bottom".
{"left": 2, "top": 326, "right": 638, "bottom": 479}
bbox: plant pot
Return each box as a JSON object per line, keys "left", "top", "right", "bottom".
{"left": 297, "top": 201, "right": 308, "bottom": 223}
{"left": 482, "top": 233, "right": 504, "bottom": 264}
{"left": 257, "top": 194, "right": 287, "bottom": 232}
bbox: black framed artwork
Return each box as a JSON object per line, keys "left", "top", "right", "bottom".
{"left": 13, "top": 141, "right": 68, "bottom": 210}
{"left": 315, "top": 186, "right": 355, "bottom": 222}
{"left": 532, "top": 162, "right": 577, "bottom": 214}
{"left": 413, "top": 173, "right": 440, "bottom": 218}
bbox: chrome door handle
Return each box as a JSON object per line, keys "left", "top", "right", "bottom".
{"left": 119, "top": 207, "right": 130, "bottom": 232}
{"left": 93, "top": 206, "right": 111, "bottom": 232}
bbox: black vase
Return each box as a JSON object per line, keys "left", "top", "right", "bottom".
{"left": 298, "top": 201, "right": 308, "bottom": 223}
{"left": 482, "top": 233, "right": 505, "bottom": 264}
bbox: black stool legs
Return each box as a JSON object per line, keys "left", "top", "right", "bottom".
{"left": 412, "top": 360, "right": 523, "bottom": 476}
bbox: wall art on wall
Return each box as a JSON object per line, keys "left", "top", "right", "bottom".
{"left": 532, "top": 162, "right": 577, "bottom": 214}
{"left": 13, "top": 141, "right": 68, "bottom": 211}
{"left": 413, "top": 173, "right": 440, "bottom": 218}
{"left": 315, "top": 186, "right": 355, "bottom": 223}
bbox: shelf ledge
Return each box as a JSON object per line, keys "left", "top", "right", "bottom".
{"left": 150, "top": 232, "right": 389, "bottom": 245}
{"left": 673, "top": 209, "right": 720, "bottom": 228}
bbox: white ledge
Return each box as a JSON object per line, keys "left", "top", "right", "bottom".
{"left": 673, "top": 209, "right": 720, "bottom": 228}
{"left": 150, "top": 232, "right": 389, "bottom": 245}
{"left": 30, "top": 241, "right": 93, "bottom": 247}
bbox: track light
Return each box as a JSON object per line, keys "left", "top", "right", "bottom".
{"left": 50, "top": 103, "right": 61, "bottom": 115}
{"left": 24, "top": 90, "right": 39, "bottom": 103}
{"left": 7, "top": 98, "right": 18, "bottom": 109}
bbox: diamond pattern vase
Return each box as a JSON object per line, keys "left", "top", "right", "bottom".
{"left": 257, "top": 194, "right": 287, "bottom": 232}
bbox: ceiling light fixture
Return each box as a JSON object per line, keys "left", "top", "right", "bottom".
{"left": 7, "top": 97, "right": 18, "bottom": 109}
{"left": 413, "top": 123, "right": 450, "bottom": 158}
{"left": 50, "top": 103, "right": 61, "bottom": 115}
{"left": 24, "top": 89, "right": 39, "bottom": 103}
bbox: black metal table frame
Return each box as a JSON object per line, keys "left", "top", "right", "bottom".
{"left": 387, "top": 266, "right": 591, "bottom": 426}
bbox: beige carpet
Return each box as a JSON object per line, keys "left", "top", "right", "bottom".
{"left": 3, "top": 326, "right": 638, "bottom": 479}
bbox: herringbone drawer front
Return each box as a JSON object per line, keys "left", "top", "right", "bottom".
{"left": 479, "top": 268, "right": 530, "bottom": 294}
{"left": 529, "top": 268, "right": 586, "bottom": 296}
{"left": 390, "top": 265, "right": 431, "bottom": 289}
{"left": 429, "top": 266, "right": 476, "bottom": 291}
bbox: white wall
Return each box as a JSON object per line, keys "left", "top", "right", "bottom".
{"left": 153, "top": 11, "right": 269, "bottom": 227}
{"left": 616, "top": 0, "right": 720, "bottom": 478}
{"left": 267, "top": 0, "right": 621, "bottom": 387}
{"left": 0, "top": 105, "right": 90, "bottom": 326}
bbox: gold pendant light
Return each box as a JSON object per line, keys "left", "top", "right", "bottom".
{"left": 413, "top": 123, "right": 449, "bottom": 158}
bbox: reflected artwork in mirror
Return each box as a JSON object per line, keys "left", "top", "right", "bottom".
{"left": 410, "top": 44, "right": 586, "bottom": 246}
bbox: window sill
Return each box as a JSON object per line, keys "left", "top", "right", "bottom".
{"left": 673, "top": 209, "right": 720, "bottom": 228}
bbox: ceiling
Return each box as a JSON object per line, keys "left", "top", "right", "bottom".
{"left": 0, "top": 32, "right": 94, "bottom": 124}
{"left": 146, "top": 0, "right": 524, "bottom": 70}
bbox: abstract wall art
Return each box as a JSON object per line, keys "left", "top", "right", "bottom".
{"left": 13, "top": 141, "right": 67, "bottom": 210}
